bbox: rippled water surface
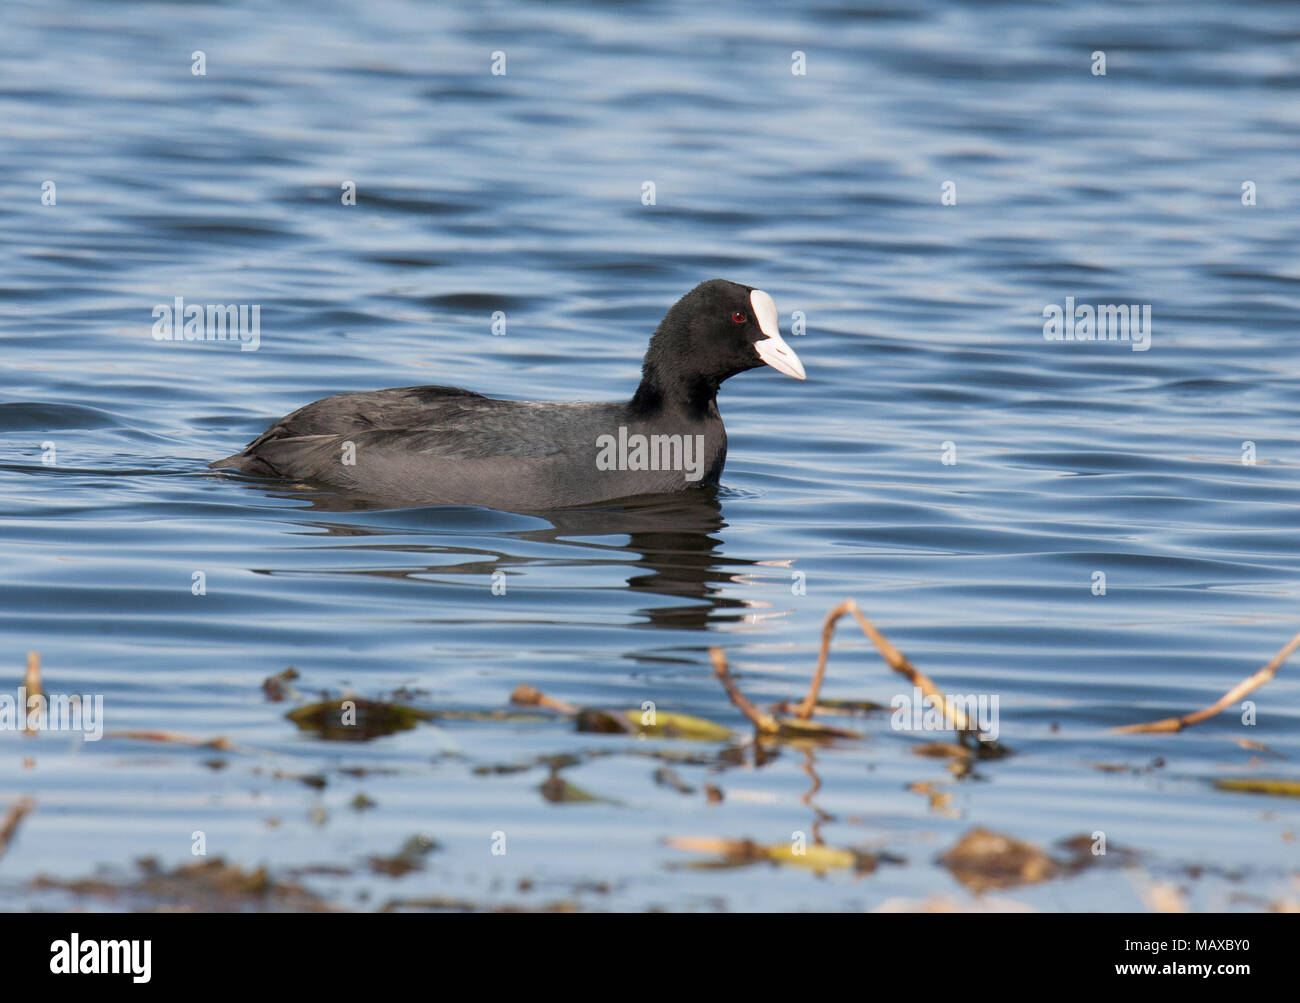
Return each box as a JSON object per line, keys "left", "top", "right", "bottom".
{"left": 2, "top": 0, "right": 1298, "bottom": 911}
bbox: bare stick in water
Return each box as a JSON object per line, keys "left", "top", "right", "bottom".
{"left": 708, "top": 648, "right": 778, "bottom": 734}
{"left": 1116, "top": 628, "right": 1300, "bottom": 734}
{"left": 0, "top": 798, "right": 34, "bottom": 860}
{"left": 793, "top": 599, "right": 973, "bottom": 733}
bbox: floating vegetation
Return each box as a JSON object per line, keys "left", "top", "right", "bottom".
{"left": 368, "top": 834, "right": 438, "bottom": 877}
{"left": 287, "top": 697, "right": 435, "bottom": 741}
{"left": 810, "top": 697, "right": 890, "bottom": 715}
{"left": 261, "top": 666, "right": 300, "bottom": 702}
{"left": 540, "top": 770, "right": 604, "bottom": 804}
{"left": 581, "top": 708, "right": 734, "bottom": 741}
{"left": 280, "top": 770, "right": 327, "bottom": 790}
{"left": 281, "top": 671, "right": 547, "bottom": 743}
{"left": 653, "top": 767, "right": 695, "bottom": 795}
{"left": 938, "top": 828, "right": 1125, "bottom": 893}
{"left": 709, "top": 650, "right": 860, "bottom": 742}
{"left": 708, "top": 599, "right": 1007, "bottom": 753}
{"left": 31, "top": 858, "right": 334, "bottom": 912}
{"left": 938, "top": 828, "right": 1058, "bottom": 892}
{"left": 17, "top": 599, "right": 1295, "bottom": 913}
{"left": 380, "top": 896, "right": 579, "bottom": 914}
{"left": 105, "top": 730, "right": 235, "bottom": 750}
{"left": 665, "top": 835, "right": 880, "bottom": 874}
{"left": 510, "top": 684, "right": 734, "bottom": 741}
{"left": 1235, "top": 739, "right": 1286, "bottom": 760}
{"left": 912, "top": 741, "right": 970, "bottom": 759}
{"left": 1214, "top": 778, "right": 1300, "bottom": 798}
{"left": 1091, "top": 757, "right": 1166, "bottom": 775}
{"left": 908, "top": 781, "right": 957, "bottom": 816}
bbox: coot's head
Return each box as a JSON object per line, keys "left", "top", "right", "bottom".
{"left": 633, "top": 279, "right": 805, "bottom": 414}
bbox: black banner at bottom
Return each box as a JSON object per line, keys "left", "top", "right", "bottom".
{"left": 0, "top": 910, "right": 1285, "bottom": 990}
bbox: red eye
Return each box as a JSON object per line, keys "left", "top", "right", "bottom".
{"left": 731, "top": 312, "right": 746, "bottom": 324}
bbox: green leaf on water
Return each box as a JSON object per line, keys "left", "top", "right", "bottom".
{"left": 633, "top": 711, "right": 733, "bottom": 741}
{"left": 575, "top": 708, "right": 732, "bottom": 742}
{"left": 286, "top": 698, "right": 434, "bottom": 741}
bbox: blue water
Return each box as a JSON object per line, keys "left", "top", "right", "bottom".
{"left": 1, "top": 0, "right": 1298, "bottom": 911}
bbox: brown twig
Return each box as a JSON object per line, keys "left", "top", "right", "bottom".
{"left": 103, "top": 730, "right": 234, "bottom": 750}
{"left": 0, "top": 798, "right": 34, "bottom": 859}
{"left": 23, "top": 651, "right": 42, "bottom": 737}
{"left": 793, "top": 599, "right": 974, "bottom": 733}
{"left": 510, "top": 684, "right": 578, "bottom": 715}
{"left": 1115, "top": 628, "right": 1300, "bottom": 734}
{"left": 708, "top": 648, "right": 778, "bottom": 734}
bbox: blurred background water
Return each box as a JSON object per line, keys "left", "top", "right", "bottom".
{"left": 1, "top": 0, "right": 1298, "bottom": 911}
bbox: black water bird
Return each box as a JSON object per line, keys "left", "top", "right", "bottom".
{"left": 210, "top": 279, "right": 806, "bottom": 509}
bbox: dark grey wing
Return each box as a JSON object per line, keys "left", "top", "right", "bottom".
{"left": 215, "top": 386, "right": 484, "bottom": 456}
{"left": 210, "top": 386, "right": 587, "bottom": 481}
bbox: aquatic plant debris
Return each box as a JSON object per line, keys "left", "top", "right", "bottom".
{"left": 286, "top": 697, "right": 435, "bottom": 741}
{"left": 31, "top": 857, "right": 334, "bottom": 912}
{"left": 708, "top": 599, "right": 1006, "bottom": 747}
{"left": 22, "top": 651, "right": 41, "bottom": 737}
{"left": 282, "top": 675, "right": 542, "bottom": 743}
{"left": 1116, "top": 627, "right": 1300, "bottom": 733}
{"left": 1235, "top": 738, "right": 1286, "bottom": 760}
{"left": 708, "top": 649, "right": 861, "bottom": 741}
{"left": 380, "top": 896, "right": 579, "bottom": 914}
{"left": 665, "top": 835, "right": 877, "bottom": 873}
{"left": 510, "top": 684, "right": 733, "bottom": 741}
{"left": 261, "top": 666, "right": 300, "bottom": 702}
{"left": 540, "top": 770, "right": 604, "bottom": 803}
{"left": 653, "top": 767, "right": 695, "bottom": 795}
{"left": 1213, "top": 778, "right": 1300, "bottom": 798}
{"left": 938, "top": 828, "right": 1125, "bottom": 893}
{"left": 104, "top": 730, "right": 235, "bottom": 750}
{"left": 708, "top": 598, "right": 1299, "bottom": 750}
{"left": 369, "top": 834, "right": 438, "bottom": 877}
{"left": 793, "top": 600, "right": 970, "bottom": 724}
{"left": 0, "top": 798, "right": 34, "bottom": 860}
{"left": 939, "top": 828, "right": 1058, "bottom": 893}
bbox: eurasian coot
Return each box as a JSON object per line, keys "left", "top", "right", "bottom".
{"left": 210, "top": 278, "right": 805, "bottom": 509}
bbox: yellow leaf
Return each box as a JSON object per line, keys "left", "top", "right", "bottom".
{"left": 765, "top": 843, "right": 858, "bottom": 870}
{"left": 628, "top": 711, "right": 733, "bottom": 742}
{"left": 774, "top": 717, "right": 861, "bottom": 741}
{"left": 575, "top": 708, "right": 732, "bottom": 741}
{"left": 1214, "top": 778, "right": 1300, "bottom": 797}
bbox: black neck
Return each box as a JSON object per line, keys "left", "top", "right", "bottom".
{"left": 629, "top": 363, "right": 719, "bottom": 421}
